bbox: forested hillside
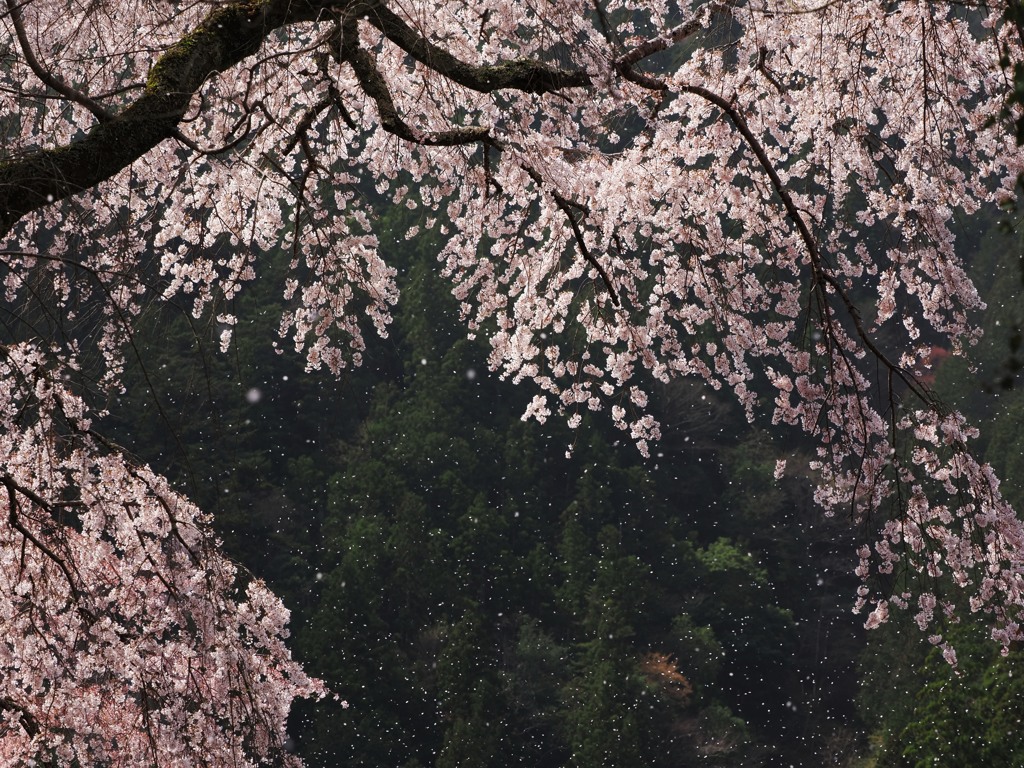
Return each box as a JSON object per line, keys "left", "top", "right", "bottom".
{"left": 104, "top": 206, "right": 874, "bottom": 766}
{"left": 98, "top": 198, "right": 1024, "bottom": 766}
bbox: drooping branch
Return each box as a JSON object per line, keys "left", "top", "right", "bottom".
{"left": 0, "top": 0, "right": 726, "bottom": 245}
{"left": 519, "top": 163, "right": 621, "bottom": 306}
{"left": 2, "top": 475, "right": 86, "bottom": 608}
{"left": 678, "top": 83, "right": 931, "bottom": 405}
{"left": 0, "top": 0, "right": 609, "bottom": 239}
{"left": 5, "top": 0, "right": 112, "bottom": 121}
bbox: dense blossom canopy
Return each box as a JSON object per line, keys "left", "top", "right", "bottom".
{"left": 1, "top": 0, "right": 1023, "bottom": 762}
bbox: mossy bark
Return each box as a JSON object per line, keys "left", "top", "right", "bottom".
{"left": 0, "top": 0, "right": 324, "bottom": 236}
{"left": 0, "top": 0, "right": 591, "bottom": 237}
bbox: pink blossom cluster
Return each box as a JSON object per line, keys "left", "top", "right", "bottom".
{"left": 0, "top": 344, "right": 324, "bottom": 765}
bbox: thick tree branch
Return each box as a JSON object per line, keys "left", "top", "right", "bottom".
{"left": 617, "top": 17, "right": 707, "bottom": 70}
{"left": 612, "top": 13, "right": 711, "bottom": 89}
{"left": 358, "top": 0, "right": 591, "bottom": 94}
{"left": 0, "top": 0, "right": 714, "bottom": 241}
{"left": 0, "top": 0, "right": 711, "bottom": 242}
{"left": 0, "top": 0, "right": 602, "bottom": 238}
{"left": 338, "top": 15, "right": 490, "bottom": 146}
{"left": 0, "top": 0, "right": 330, "bottom": 237}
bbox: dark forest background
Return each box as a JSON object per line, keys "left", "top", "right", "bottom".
{"left": 105, "top": 202, "right": 1024, "bottom": 767}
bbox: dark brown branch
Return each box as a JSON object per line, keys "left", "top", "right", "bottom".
{"left": 756, "top": 47, "right": 787, "bottom": 94}
{"left": 280, "top": 96, "right": 333, "bottom": 157}
{"left": 338, "top": 15, "right": 490, "bottom": 146}
{"left": 0, "top": 0, "right": 616, "bottom": 237}
{"left": 367, "top": 0, "right": 705, "bottom": 98}
{"left": 5, "top": 0, "right": 112, "bottom": 121}
{"left": 617, "top": 17, "right": 706, "bottom": 70}
{"left": 560, "top": 195, "right": 620, "bottom": 307}
{"left": 612, "top": 12, "right": 713, "bottom": 91}
{"left": 679, "top": 83, "right": 929, "bottom": 403}
{"left": 173, "top": 100, "right": 271, "bottom": 157}
{"left": 358, "top": 0, "right": 591, "bottom": 94}
{"left": 520, "top": 164, "right": 620, "bottom": 306}
{"left": 0, "top": 0, "right": 330, "bottom": 237}
{"left": 0, "top": 0, "right": 716, "bottom": 270}
{"left": 2, "top": 475, "right": 87, "bottom": 608}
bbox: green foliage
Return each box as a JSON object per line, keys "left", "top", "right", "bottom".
{"left": 873, "top": 625, "right": 1024, "bottom": 768}
{"left": 435, "top": 611, "right": 506, "bottom": 768}
{"left": 109, "top": 214, "right": 875, "bottom": 766}
{"left": 561, "top": 656, "right": 647, "bottom": 768}
{"left": 670, "top": 614, "right": 722, "bottom": 689}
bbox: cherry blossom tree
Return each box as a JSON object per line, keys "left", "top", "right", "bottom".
{"left": 1, "top": 0, "right": 1023, "bottom": 761}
